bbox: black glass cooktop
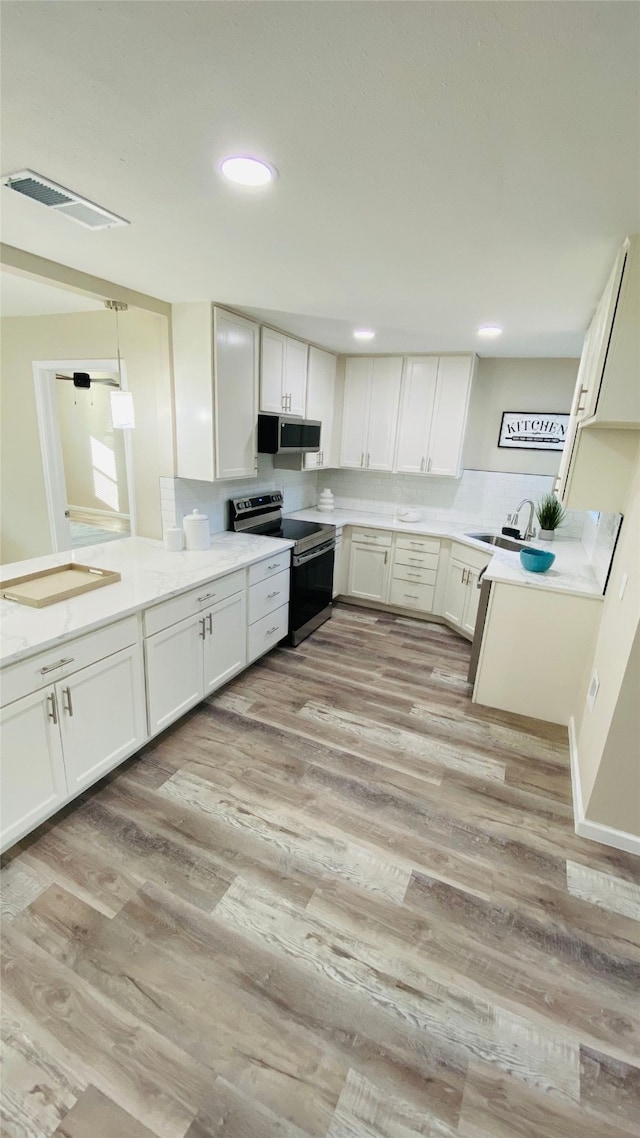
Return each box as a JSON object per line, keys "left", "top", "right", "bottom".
{"left": 279, "top": 520, "right": 327, "bottom": 540}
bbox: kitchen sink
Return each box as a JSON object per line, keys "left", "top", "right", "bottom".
{"left": 465, "top": 532, "right": 527, "bottom": 552}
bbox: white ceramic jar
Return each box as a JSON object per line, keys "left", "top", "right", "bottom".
{"left": 163, "top": 526, "right": 184, "bottom": 552}
{"left": 317, "top": 488, "right": 335, "bottom": 512}
{"left": 183, "top": 508, "right": 210, "bottom": 551}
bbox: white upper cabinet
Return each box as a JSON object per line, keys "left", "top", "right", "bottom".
{"left": 340, "top": 357, "right": 371, "bottom": 468}
{"left": 427, "top": 355, "right": 476, "bottom": 477}
{"left": 259, "top": 328, "right": 308, "bottom": 417}
{"left": 339, "top": 356, "right": 402, "bottom": 471}
{"left": 304, "top": 347, "right": 338, "bottom": 470}
{"left": 395, "top": 357, "right": 439, "bottom": 474}
{"left": 172, "top": 304, "right": 259, "bottom": 482}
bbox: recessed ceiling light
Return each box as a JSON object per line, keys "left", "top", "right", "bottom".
{"left": 220, "top": 156, "right": 276, "bottom": 186}
{"left": 477, "top": 325, "right": 503, "bottom": 338}
{"left": 353, "top": 328, "right": 375, "bottom": 340}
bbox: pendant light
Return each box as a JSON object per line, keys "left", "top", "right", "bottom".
{"left": 105, "top": 299, "right": 135, "bottom": 428}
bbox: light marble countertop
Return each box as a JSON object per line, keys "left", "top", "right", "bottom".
{"left": 287, "top": 508, "right": 604, "bottom": 600}
{"left": 0, "top": 534, "right": 293, "bottom": 667}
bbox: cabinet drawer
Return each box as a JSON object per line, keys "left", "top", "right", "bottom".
{"left": 388, "top": 580, "right": 435, "bottom": 613}
{"left": 144, "top": 569, "right": 245, "bottom": 637}
{"left": 392, "top": 564, "right": 437, "bottom": 587}
{"left": 450, "top": 542, "right": 492, "bottom": 572}
{"left": 395, "top": 535, "right": 440, "bottom": 555}
{"left": 248, "top": 550, "right": 291, "bottom": 586}
{"left": 1, "top": 616, "right": 139, "bottom": 708}
{"left": 249, "top": 569, "right": 290, "bottom": 625}
{"left": 248, "top": 603, "right": 289, "bottom": 663}
{"left": 394, "top": 549, "right": 439, "bottom": 571}
{"left": 350, "top": 528, "right": 392, "bottom": 547}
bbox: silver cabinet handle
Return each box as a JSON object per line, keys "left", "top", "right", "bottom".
{"left": 40, "top": 657, "right": 74, "bottom": 675}
{"left": 409, "top": 542, "right": 422, "bottom": 548}
{"left": 404, "top": 594, "right": 419, "bottom": 600}
{"left": 266, "top": 590, "right": 280, "bottom": 599}
{"left": 420, "top": 457, "right": 425, "bottom": 473}
{"left": 197, "top": 592, "right": 217, "bottom": 603}
{"left": 199, "top": 617, "right": 206, "bottom": 639}
{"left": 267, "top": 562, "right": 280, "bottom": 570}
{"left": 462, "top": 568, "right": 467, "bottom": 585}
{"left": 266, "top": 625, "right": 279, "bottom": 635}
{"left": 427, "top": 457, "right": 432, "bottom": 472}
{"left": 366, "top": 453, "right": 370, "bottom": 468}
{"left": 47, "top": 691, "right": 58, "bottom": 724}
{"left": 360, "top": 452, "right": 364, "bottom": 468}
{"left": 406, "top": 572, "right": 421, "bottom": 578}
{"left": 207, "top": 612, "right": 213, "bottom": 634}
{"left": 384, "top": 551, "right": 388, "bottom": 564}
{"left": 62, "top": 686, "right": 73, "bottom": 717}
{"left": 408, "top": 558, "right": 423, "bottom": 564}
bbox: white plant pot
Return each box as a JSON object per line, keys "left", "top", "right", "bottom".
{"left": 538, "top": 529, "right": 555, "bottom": 542}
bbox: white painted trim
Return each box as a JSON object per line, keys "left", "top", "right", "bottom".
{"left": 568, "top": 715, "right": 640, "bottom": 857}
{"left": 33, "top": 358, "right": 136, "bottom": 551}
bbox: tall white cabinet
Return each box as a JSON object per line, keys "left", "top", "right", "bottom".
{"left": 173, "top": 304, "right": 259, "bottom": 482}
{"left": 340, "top": 357, "right": 403, "bottom": 471}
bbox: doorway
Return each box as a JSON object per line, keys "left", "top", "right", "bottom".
{"left": 33, "top": 358, "right": 136, "bottom": 552}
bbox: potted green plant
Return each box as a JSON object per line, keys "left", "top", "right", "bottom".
{"left": 536, "top": 493, "right": 566, "bottom": 541}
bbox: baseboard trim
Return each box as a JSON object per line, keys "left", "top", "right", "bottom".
{"left": 568, "top": 715, "right": 640, "bottom": 857}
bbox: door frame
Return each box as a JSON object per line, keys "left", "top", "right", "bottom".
{"left": 32, "top": 357, "right": 136, "bottom": 552}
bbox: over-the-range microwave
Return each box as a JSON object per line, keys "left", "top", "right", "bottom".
{"left": 257, "top": 414, "right": 321, "bottom": 454}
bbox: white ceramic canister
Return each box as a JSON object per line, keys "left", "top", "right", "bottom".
{"left": 317, "top": 488, "right": 335, "bottom": 512}
{"left": 183, "top": 508, "right": 210, "bottom": 551}
{"left": 163, "top": 525, "right": 184, "bottom": 552}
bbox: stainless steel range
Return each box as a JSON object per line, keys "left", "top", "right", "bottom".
{"left": 229, "top": 491, "right": 335, "bottom": 646}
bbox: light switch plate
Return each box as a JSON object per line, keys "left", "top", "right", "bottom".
{"left": 587, "top": 670, "right": 600, "bottom": 712}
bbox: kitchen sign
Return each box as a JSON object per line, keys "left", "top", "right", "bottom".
{"left": 498, "top": 411, "right": 569, "bottom": 451}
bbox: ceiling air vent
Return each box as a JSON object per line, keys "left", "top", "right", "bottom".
{"left": 1, "top": 170, "right": 130, "bottom": 230}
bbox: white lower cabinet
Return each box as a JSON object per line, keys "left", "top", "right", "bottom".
{"left": 443, "top": 544, "right": 491, "bottom": 637}
{"left": 348, "top": 539, "right": 391, "bottom": 603}
{"left": 0, "top": 620, "right": 146, "bottom": 853}
{"left": 145, "top": 585, "right": 247, "bottom": 736}
{"left": 0, "top": 687, "right": 68, "bottom": 852}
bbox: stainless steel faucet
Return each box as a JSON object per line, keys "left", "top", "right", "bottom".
{"left": 514, "top": 499, "right": 536, "bottom": 541}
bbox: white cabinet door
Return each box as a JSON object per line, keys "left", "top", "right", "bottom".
{"left": 285, "top": 338, "right": 308, "bottom": 417}
{"left": 203, "top": 591, "right": 247, "bottom": 696}
{"left": 145, "top": 614, "right": 204, "bottom": 736}
{"left": 260, "top": 327, "right": 286, "bottom": 414}
{"left": 428, "top": 356, "right": 475, "bottom": 477}
{"left": 214, "top": 308, "right": 259, "bottom": 480}
{"left": 340, "top": 358, "right": 371, "bottom": 468}
{"left": 366, "top": 357, "right": 403, "bottom": 471}
{"left": 395, "top": 357, "right": 438, "bottom": 474}
{"left": 348, "top": 543, "right": 390, "bottom": 602}
{"left": 0, "top": 688, "right": 67, "bottom": 852}
{"left": 443, "top": 558, "right": 468, "bottom": 628}
{"left": 58, "top": 645, "right": 147, "bottom": 794}
{"left": 461, "top": 568, "right": 482, "bottom": 636}
{"left": 305, "top": 347, "right": 337, "bottom": 470}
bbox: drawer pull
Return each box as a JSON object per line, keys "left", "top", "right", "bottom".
{"left": 62, "top": 686, "right": 73, "bottom": 717}
{"left": 408, "top": 558, "right": 423, "bottom": 564}
{"left": 266, "top": 590, "right": 280, "bottom": 599}
{"left": 39, "top": 657, "right": 74, "bottom": 675}
{"left": 267, "top": 562, "right": 280, "bottom": 570}
{"left": 197, "top": 592, "right": 217, "bottom": 603}
{"left": 409, "top": 542, "right": 422, "bottom": 548}
{"left": 404, "top": 594, "right": 419, "bottom": 600}
{"left": 47, "top": 692, "right": 58, "bottom": 725}
{"left": 266, "top": 625, "right": 279, "bottom": 635}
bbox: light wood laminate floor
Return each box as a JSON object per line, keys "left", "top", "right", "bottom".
{"left": 2, "top": 605, "right": 639, "bottom": 1138}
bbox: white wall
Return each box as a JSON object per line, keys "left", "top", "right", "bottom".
{"left": 56, "top": 376, "right": 130, "bottom": 516}
{"left": 573, "top": 446, "right": 640, "bottom": 838}
{"left": 464, "top": 357, "right": 578, "bottom": 475}
{"left": 1, "top": 308, "right": 173, "bottom": 563}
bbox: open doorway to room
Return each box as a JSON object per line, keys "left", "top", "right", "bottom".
{"left": 34, "top": 358, "right": 136, "bottom": 552}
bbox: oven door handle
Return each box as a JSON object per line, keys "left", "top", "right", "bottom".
{"left": 292, "top": 541, "right": 336, "bottom": 567}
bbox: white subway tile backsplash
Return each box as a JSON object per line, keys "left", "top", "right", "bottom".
{"left": 168, "top": 456, "right": 319, "bottom": 535}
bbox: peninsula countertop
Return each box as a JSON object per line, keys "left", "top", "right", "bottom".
{"left": 0, "top": 534, "right": 293, "bottom": 667}
{"left": 286, "top": 508, "right": 605, "bottom": 600}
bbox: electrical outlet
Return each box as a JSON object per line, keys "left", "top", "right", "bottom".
{"left": 587, "top": 670, "right": 600, "bottom": 712}
{"left": 618, "top": 572, "right": 628, "bottom": 600}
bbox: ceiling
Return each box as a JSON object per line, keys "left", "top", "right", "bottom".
{"left": 0, "top": 271, "right": 104, "bottom": 317}
{"left": 1, "top": 2, "right": 638, "bottom": 356}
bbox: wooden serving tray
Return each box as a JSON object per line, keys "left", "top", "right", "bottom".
{"left": 0, "top": 563, "right": 121, "bottom": 607}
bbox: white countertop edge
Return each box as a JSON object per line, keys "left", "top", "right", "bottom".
{"left": 1, "top": 534, "right": 294, "bottom": 668}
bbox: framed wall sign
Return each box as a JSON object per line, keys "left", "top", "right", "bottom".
{"left": 498, "top": 411, "right": 569, "bottom": 451}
